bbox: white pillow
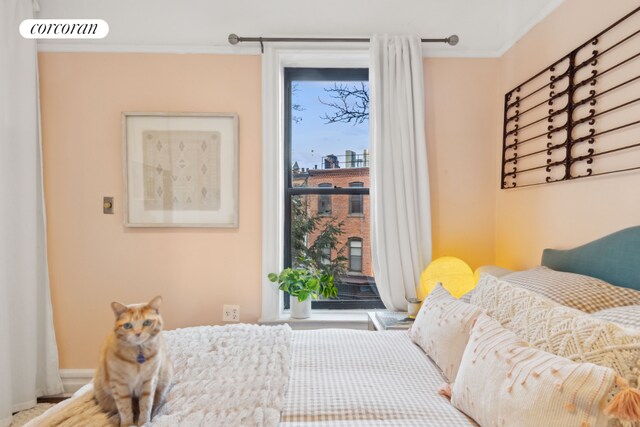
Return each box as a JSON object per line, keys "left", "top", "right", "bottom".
{"left": 409, "top": 284, "right": 484, "bottom": 382}
{"left": 452, "top": 314, "right": 617, "bottom": 427}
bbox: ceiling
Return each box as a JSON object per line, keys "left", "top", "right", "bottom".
{"left": 36, "top": 0, "right": 565, "bottom": 57}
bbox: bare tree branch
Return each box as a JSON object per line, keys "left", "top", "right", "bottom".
{"left": 319, "top": 82, "right": 369, "bottom": 125}
{"left": 292, "top": 83, "right": 305, "bottom": 124}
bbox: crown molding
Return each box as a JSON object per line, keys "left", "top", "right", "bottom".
{"left": 495, "top": 0, "right": 565, "bottom": 57}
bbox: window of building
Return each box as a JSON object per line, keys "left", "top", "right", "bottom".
{"left": 348, "top": 239, "right": 363, "bottom": 272}
{"left": 284, "top": 67, "right": 382, "bottom": 310}
{"left": 317, "top": 183, "right": 332, "bottom": 215}
{"left": 320, "top": 246, "right": 331, "bottom": 266}
{"left": 349, "top": 182, "right": 364, "bottom": 215}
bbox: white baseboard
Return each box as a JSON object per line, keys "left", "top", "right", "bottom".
{"left": 60, "top": 369, "right": 94, "bottom": 396}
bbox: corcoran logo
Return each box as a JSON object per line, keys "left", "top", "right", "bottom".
{"left": 20, "top": 19, "right": 109, "bottom": 39}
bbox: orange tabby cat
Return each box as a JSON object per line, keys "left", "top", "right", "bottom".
{"left": 94, "top": 296, "right": 173, "bottom": 426}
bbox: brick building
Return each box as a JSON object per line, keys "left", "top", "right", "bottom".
{"left": 292, "top": 150, "right": 378, "bottom": 302}
{"left": 305, "top": 167, "right": 371, "bottom": 276}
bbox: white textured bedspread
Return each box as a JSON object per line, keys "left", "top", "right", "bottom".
{"left": 26, "top": 324, "right": 291, "bottom": 427}
{"left": 282, "top": 329, "right": 477, "bottom": 426}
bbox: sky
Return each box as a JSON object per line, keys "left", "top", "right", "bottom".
{"left": 291, "top": 81, "right": 370, "bottom": 170}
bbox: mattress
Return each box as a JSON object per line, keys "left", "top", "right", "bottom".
{"left": 282, "top": 329, "right": 477, "bottom": 426}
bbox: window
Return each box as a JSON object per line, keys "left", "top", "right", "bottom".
{"left": 348, "top": 239, "right": 363, "bottom": 272}
{"left": 320, "top": 246, "right": 331, "bottom": 266}
{"left": 349, "top": 182, "right": 364, "bottom": 215}
{"left": 284, "top": 67, "right": 383, "bottom": 310}
{"left": 317, "top": 183, "right": 332, "bottom": 215}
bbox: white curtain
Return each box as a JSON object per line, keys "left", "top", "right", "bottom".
{"left": 369, "top": 35, "right": 432, "bottom": 311}
{"left": 0, "top": 1, "right": 63, "bottom": 425}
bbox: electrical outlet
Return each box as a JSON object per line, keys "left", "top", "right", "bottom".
{"left": 222, "top": 305, "right": 240, "bottom": 322}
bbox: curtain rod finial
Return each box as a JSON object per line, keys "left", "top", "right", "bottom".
{"left": 447, "top": 35, "right": 459, "bottom": 46}
{"left": 228, "top": 34, "right": 239, "bottom": 45}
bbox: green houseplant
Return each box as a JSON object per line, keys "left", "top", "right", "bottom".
{"left": 268, "top": 264, "right": 338, "bottom": 319}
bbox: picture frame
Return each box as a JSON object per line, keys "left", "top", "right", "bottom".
{"left": 122, "top": 112, "right": 239, "bottom": 227}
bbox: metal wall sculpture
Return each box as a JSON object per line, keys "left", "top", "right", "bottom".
{"left": 501, "top": 7, "right": 640, "bottom": 188}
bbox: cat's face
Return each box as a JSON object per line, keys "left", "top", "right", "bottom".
{"left": 110, "top": 296, "right": 163, "bottom": 346}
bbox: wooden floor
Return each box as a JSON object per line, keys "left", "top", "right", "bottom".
{"left": 37, "top": 395, "right": 68, "bottom": 404}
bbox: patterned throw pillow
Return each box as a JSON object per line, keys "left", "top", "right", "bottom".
{"left": 472, "top": 275, "right": 640, "bottom": 384}
{"left": 508, "top": 304, "right": 640, "bottom": 390}
{"left": 409, "top": 284, "right": 484, "bottom": 382}
{"left": 592, "top": 306, "right": 640, "bottom": 330}
{"left": 471, "top": 274, "right": 640, "bottom": 426}
{"left": 502, "top": 266, "right": 640, "bottom": 313}
{"left": 452, "top": 314, "right": 618, "bottom": 427}
{"left": 470, "top": 273, "right": 568, "bottom": 326}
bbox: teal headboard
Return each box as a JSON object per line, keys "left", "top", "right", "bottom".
{"left": 541, "top": 226, "right": 640, "bottom": 291}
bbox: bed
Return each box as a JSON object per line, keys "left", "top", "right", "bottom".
{"left": 26, "top": 327, "right": 476, "bottom": 427}
{"left": 27, "top": 226, "right": 640, "bottom": 426}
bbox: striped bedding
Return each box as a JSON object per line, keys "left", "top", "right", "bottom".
{"left": 282, "top": 329, "right": 477, "bottom": 426}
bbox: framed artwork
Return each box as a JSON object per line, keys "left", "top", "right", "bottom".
{"left": 122, "top": 112, "right": 238, "bottom": 227}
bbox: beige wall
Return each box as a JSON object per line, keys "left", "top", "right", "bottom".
{"left": 425, "top": 58, "right": 499, "bottom": 269}
{"left": 39, "top": 53, "right": 262, "bottom": 368}
{"left": 40, "top": 52, "right": 498, "bottom": 368}
{"left": 43, "top": 0, "right": 640, "bottom": 367}
{"left": 495, "top": 0, "right": 640, "bottom": 269}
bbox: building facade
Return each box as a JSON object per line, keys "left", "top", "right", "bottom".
{"left": 292, "top": 151, "right": 379, "bottom": 305}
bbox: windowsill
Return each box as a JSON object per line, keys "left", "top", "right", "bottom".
{"left": 259, "top": 309, "right": 379, "bottom": 330}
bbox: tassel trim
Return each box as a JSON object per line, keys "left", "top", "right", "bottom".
{"left": 437, "top": 382, "right": 452, "bottom": 400}
{"left": 604, "top": 376, "right": 640, "bottom": 422}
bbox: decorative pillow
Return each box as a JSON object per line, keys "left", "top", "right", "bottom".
{"left": 409, "top": 284, "right": 484, "bottom": 382}
{"left": 592, "top": 306, "right": 640, "bottom": 331}
{"left": 502, "top": 266, "right": 640, "bottom": 313}
{"left": 470, "top": 273, "right": 566, "bottom": 327}
{"left": 472, "top": 273, "right": 640, "bottom": 426}
{"left": 452, "top": 314, "right": 621, "bottom": 427}
{"left": 508, "top": 302, "right": 640, "bottom": 392}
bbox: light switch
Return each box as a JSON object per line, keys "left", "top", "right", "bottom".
{"left": 103, "top": 197, "right": 114, "bottom": 214}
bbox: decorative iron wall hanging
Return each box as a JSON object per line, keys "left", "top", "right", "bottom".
{"left": 501, "top": 6, "right": 640, "bottom": 189}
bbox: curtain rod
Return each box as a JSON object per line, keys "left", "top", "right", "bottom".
{"left": 228, "top": 34, "right": 460, "bottom": 52}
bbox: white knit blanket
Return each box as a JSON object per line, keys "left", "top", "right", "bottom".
{"left": 26, "top": 324, "right": 292, "bottom": 427}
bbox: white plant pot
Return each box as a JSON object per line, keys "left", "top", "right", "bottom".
{"left": 290, "top": 297, "right": 312, "bottom": 319}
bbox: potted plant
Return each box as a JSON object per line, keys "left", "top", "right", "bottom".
{"left": 268, "top": 265, "right": 338, "bottom": 319}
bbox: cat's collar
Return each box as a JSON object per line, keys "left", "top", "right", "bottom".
{"left": 137, "top": 346, "right": 146, "bottom": 364}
